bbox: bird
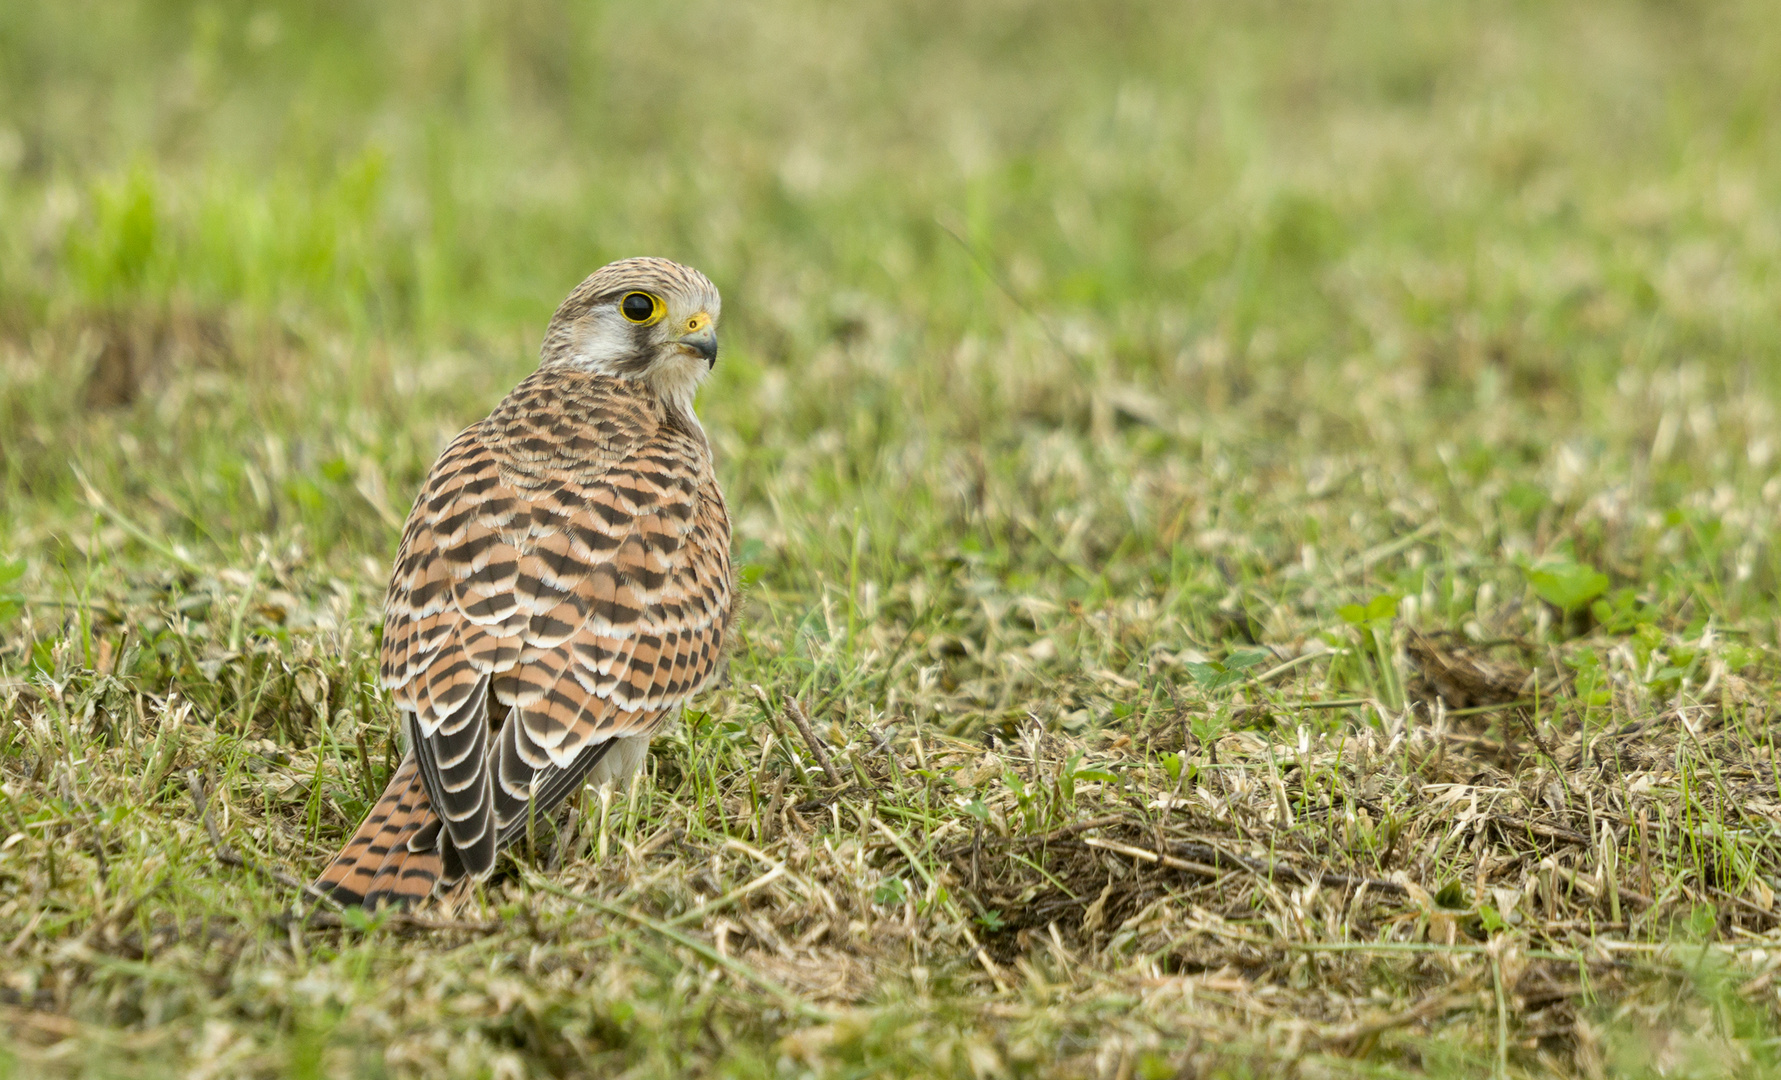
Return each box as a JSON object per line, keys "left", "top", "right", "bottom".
{"left": 315, "top": 257, "right": 734, "bottom": 910}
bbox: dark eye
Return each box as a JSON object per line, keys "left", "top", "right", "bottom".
{"left": 620, "top": 292, "right": 661, "bottom": 323}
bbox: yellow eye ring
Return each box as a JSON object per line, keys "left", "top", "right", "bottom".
{"left": 619, "top": 291, "right": 665, "bottom": 325}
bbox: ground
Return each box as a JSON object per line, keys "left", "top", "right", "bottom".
{"left": 4, "top": 1, "right": 1781, "bottom": 1076}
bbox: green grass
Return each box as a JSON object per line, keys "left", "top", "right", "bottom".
{"left": 6, "top": 0, "right": 1781, "bottom": 1075}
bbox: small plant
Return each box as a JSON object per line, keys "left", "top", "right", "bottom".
{"left": 1184, "top": 648, "right": 1272, "bottom": 693}
{"left": 874, "top": 876, "right": 909, "bottom": 907}
{"left": 1525, "top": 558, "right": 1610, "bottom": 637}
{"left": 1338, "top": 593, "right": 1403, "bottom": 708}
{"left": 1525, "top": 560, "right": 1610, "bottom": 613}
{"left": 1055, "top": 749, "right": 1119, "bottom": 813}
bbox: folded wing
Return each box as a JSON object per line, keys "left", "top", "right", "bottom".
{"left": 378, "top": 376, "right": 733, "bottom": 882}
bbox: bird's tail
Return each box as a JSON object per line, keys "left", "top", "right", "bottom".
{"left": 314, "top": 755, "right": 445, "bottom": 911}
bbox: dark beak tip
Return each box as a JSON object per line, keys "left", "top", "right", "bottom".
{"left": 684, "top": 331, "right": 718, "bottom": 366}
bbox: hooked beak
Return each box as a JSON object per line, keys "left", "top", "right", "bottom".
{"left": 678, "top": 320, "right": 719, "bottom": 367}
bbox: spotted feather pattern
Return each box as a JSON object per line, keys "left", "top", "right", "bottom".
{"left": 318, "top": 359, "right": 732, "bottom": 908}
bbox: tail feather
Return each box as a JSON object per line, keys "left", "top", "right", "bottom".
{"left": 315, "top": 755, "right": 444, "bottom": 910}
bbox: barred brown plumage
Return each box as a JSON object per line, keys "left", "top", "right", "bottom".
{"left": 317, "top": 258, "right": 734, "bottom": 909}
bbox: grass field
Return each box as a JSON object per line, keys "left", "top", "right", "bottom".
{"left": 5, "top": 0, "right": 1781, "bottom": 1075}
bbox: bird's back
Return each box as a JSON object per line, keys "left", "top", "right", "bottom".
{"left": 320, "top": 367, "right": 733, "bottom": 909}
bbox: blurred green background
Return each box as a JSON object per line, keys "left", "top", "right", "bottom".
{"left": 3, "top": 0, "right": 1781, "bottom": 707}
{"left": 7, "top": 0, "right": 1781, "bottom": 704}
{"left": 3, "top": 2, "right": 1781, "bottom": 584}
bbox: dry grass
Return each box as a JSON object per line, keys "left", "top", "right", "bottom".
{"left": 6, "top": 517, "right": 1781, "bottom": 1076}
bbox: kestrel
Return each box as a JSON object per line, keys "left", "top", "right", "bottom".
{"left": 317, "top": 258, "right": 734, "bottom": 910}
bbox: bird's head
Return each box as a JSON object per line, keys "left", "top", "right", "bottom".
{"left": 539, "top": 257, "right": 722, "bottom": 409}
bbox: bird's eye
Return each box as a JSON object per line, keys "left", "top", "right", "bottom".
{"left": 620, "top": 292, "right": 663, "bottom": 324}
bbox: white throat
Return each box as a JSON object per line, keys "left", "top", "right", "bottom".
{"left": 646, "top": 352, "right": 710, "bottom": 429}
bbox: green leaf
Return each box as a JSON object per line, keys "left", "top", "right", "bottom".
{"left": 1184, "top": 661, "right": 1229, "bottom": 689}
{"left": 1503, "top": 480, "right": 1548, "bottom": 518}
{"left": 1187, "top": 654, "right": 1261, "bottom": 691}
{"left": 1689, "top": 902, "right": 1717, "bottom": 939}
{"left": 1478, "top": 904, "right": 1506, "bottom": 933}
{"left": 1339, "top": 593, "right": 1400, "bottom": 630}
{"left": 1224, "top": 649, "right": 1271, "bottom": 671}
{"left": 961, "top": 798, "right": 990, "bottom": 823}
{"left": 1160, "top": 753, "right": 1183, "bottom": 781}
{"left": 1433, "top": 881, "right": 1468, "bottom": 909}
{"left": 1525, "top": 561, "right": 1609, "bottom": 612}
{"left": 874, "top": 876, "right": 908, "bottom": 906}
{"left": 1724, "top": 643, "right": 1760, "bottom": 671}
{"left": 1564, "top": 646, "right": 1601, "bottom": 672}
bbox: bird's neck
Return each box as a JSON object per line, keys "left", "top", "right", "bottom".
{"left": 644, "top": 355, "right": 710, "bottom": 443}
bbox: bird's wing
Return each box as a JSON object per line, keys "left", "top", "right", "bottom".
{"left": 486, "top": 423, "right": 734, "bottom": 846}
{"left": 379, "top": 396, "right": 732, "bottom": 878}
{"left": 379, "top": 426, "right": 523, "bottom": 876}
